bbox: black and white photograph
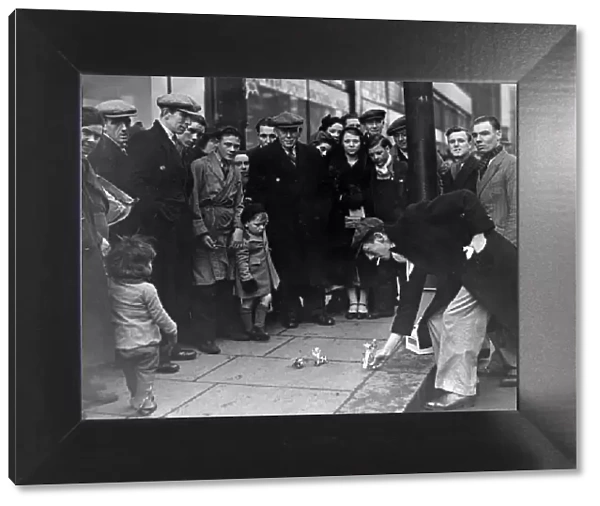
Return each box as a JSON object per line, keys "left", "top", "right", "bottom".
{"left": 9, "top": 7, "right": 578, "bottom": 486}
{"left": 81, "top": 76, "right": 519, "bottom": 419}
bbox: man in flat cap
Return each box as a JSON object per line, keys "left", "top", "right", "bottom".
{"left": 359, "top": 109, "right": 386, "bottom": 140}
{"left": 88, "top": 99, "right": 137, "bottom": 193}
{"left": 352, "top": 190, "right": 518, "bottom": 411}
{"left": 246, "top": 111, "right": 336, "bottom": 328}
{"left": 126, "top": 93, "right": 203, "bottom": 371}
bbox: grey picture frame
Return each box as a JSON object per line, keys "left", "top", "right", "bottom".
{"left": 9, "top": 9, "right": 576, "bottom": 484}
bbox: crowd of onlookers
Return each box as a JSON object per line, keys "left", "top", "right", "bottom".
{"left": 81, "top": 91, "right": 517, "bottom": 415}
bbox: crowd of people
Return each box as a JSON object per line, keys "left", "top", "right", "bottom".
{"left": 81, "top": 91, "right": 517, "bottom": 415}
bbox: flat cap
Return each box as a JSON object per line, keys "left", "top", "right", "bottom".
{"left": 156, "top": 93, "right": 202, "bottom": 116}
{"left": 272, "top": 111, "right": 304, "bottom": 128}
{"left": 386, "top": 116, "right": 407, "bottom": 136}
{"left": 97, "top": 99, "right": 138, "bottom": 118}
{"left": 351, "top": 217, "right": 385, "bottom": 249}
{"left": 359, "top": 109, "right": 386, "bottom": 124}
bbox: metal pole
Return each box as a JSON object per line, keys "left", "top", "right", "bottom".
{"left": 403, "top": 82, "right": 438, "bottom": 203}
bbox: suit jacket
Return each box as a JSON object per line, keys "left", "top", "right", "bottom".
{"left": 127, "top": 120, "right": 194, "bottom": 236}
{"left": 88, "top": 135, "right": 134, "bottom": 195}
{"left": 476, "top": 149, "right": 517, "bottom": 246}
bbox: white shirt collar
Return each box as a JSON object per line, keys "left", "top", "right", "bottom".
{"left": 158, "top": 119, "right": 177, "bottom": 145}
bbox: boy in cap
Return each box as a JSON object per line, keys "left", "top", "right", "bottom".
{"left": 126, "top": 93, "right": 202, "bottom": 371}
{"left": 246, "top": 111, "right": 336, "bottom": 328}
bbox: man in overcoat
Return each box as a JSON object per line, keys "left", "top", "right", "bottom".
{"left": 355, "top": 189, "right": 518, "bottom": 411}
{"left": 246, "top": 111, "right": 336, "bottom": 328}
{"left": 127, "top": 93, "right": 201, "bottom": 370}
{"left": 88, "top": 99, "right": 139, "bottom": 238}
{"left": 81, "top": 106, "right": 119, "bottom": 406}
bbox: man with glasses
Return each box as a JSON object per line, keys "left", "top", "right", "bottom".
{"left": 246, "top": 111, "right": 335, "bottom": 328}
{"left": 127, "top": 93, "right": 202, "bottom": 371}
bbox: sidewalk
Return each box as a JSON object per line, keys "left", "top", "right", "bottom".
{"left": 84, "top": 295, "right": 437, "bottom": 419}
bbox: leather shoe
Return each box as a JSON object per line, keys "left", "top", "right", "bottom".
{"left": 311, "top": 314, "right": 335, "bottom": 326}
{"left": 170, "top": 349, "right": 197, "bottom": 361}
{"left": 424, "top": 392, "right": 476, "bottom": 411}
{"left": 250, "top": 326, "right": 270, "bottom": 341}
{"left": 197, "top": 340, "right": 221, "bottom": 354}
{"left": 156, "top": 363, "right": 180, "bottom": 374}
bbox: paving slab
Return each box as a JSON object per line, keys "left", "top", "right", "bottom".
{"left": 198, "top": 356, "right": 371, "bottom": 391}
{"left": 85, "top": 380, "right": 215, "bottom": 419}
{"left": 215, "top": 334, "right": 295, "bottom": 357}
{"left": 162, "top": 355, "right": 233, "bottom": 381}
{"left": 267, "top": 336, "right": 387, "bottom": 363}
{"left": 336, "top": 371, "right": 429, "bottom": 414}
{"left": 279, "top": 320, "right": 391, "bottom": 339}
{"left": 167, "top": 384, "right": 350, "bottom": 418}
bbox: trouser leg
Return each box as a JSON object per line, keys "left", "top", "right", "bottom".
{"left": 215, "top": 280, "right": 237, "bottom": 337}
{"left": 131, "top": 346, "right": 160, "bottom": 409}
{"left": 116, "top": 350, "right": 139, "bottom": 399}
{"left": 191, "top": 283, "right": 218, "bottom": 343}
{"left": 301, "top": 285, "right": 326, "bottom": 318}
{"left": 279, "top": 280, "right": 302, "bottom": 320}
{"left": 428, "top": 286, "right": 489, "bottom": 396}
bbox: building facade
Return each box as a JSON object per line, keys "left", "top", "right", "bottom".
{"left": 82, "top": 75, "right": 516, "bottom": 154}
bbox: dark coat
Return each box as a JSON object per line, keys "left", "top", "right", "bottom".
{"left": 126, "top": 120, "right": 195, "bottom": 330}
{"left": 82, "top": 159, "right": 114, "bottom": 366}
{"left": 364, "top": 159, "right": 409, "bottom": 223}
{"left": 246, "top": 140, "right": 334, "bottom": 287}
{"left": 328, "top": 152, "right": 372, "bottom": 245}
{"left": 387, "top": 190, "right": 518, "bottom": 334}
{"left": 88, "top": 135, "right": 135, "bottom": 196}
{"left": 444, "top": 154, "right": 480, "bottom": 194}
{"left": 127, "top": 120, "right": 194, "bottom": 237}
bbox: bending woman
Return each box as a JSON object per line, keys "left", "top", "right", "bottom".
{"left": 353, "top": 189, "right": 518, "bottom": 411}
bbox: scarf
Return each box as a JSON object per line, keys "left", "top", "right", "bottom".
{"left": 477, "top": 145, "right": 503, "bottom": 179}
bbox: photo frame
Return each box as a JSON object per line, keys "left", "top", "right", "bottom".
{"left": 9, "top": 9, "right": 576, "bottom": 485}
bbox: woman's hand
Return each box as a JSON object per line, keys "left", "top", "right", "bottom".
{"left": 371, "top": 333, "right": 403, "bottom": 368}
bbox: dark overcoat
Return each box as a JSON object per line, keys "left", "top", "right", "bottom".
{"left": 82, "top": 159, "right": 114, "bottom": 366}
{"left": 247, "top": 140, "right": 334, "bottom": 287}
{"left": 126, "top": 120, "right": 194, "bottom": 328}
{"left": 387, "top": 190, "right": 518, "bottom": 334}
{"left": 88, "top": 135, "right": 135, "bottom": 195}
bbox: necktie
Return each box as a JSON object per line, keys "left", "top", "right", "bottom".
{"left": 287, "top": 149, "right": 296, "bottom": 164}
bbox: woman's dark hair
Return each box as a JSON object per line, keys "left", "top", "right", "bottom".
{"left": 318, "top": 114, "right": 343, "bottom": 132}
{"left": 82, "top": 106, "right": 104, "bottom": 127}
{"left": 241, "top": 203, "right": 268, "bottom": 225}
{"left": 105, "top": 235, "right": 156, "bottom": 280}
{"left": 340, "top": 126, "right": 363, "bottom": 142}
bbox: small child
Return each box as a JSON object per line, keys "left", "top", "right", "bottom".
{"left": 235, "top": 203, "right": 280, "bottom": 341}
{"left": 105, "top": 236, "right": 178, "bottom": 416}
